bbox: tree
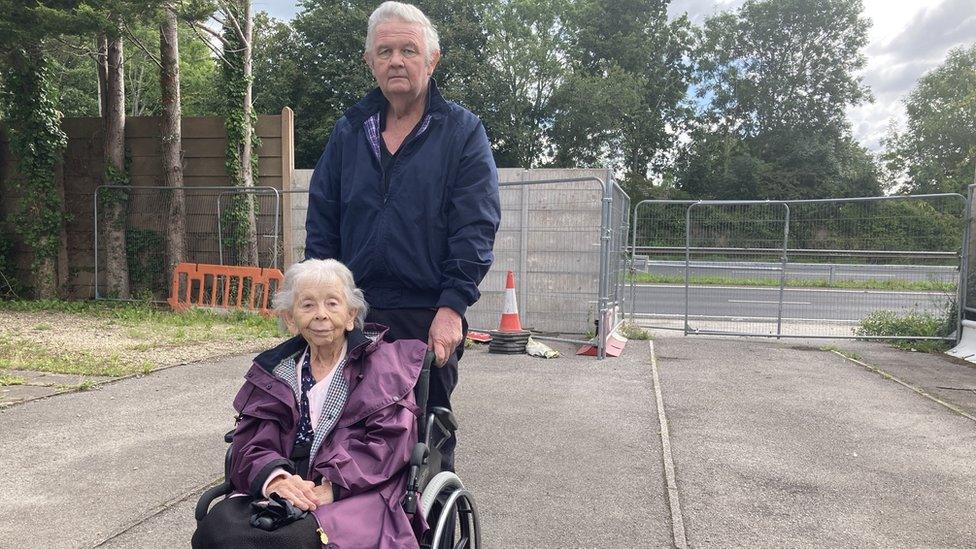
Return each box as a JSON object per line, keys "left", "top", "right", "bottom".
{"left": 101, "top": 14, "right": 131, "bottom": 298}
{"left": 0, "top": 0, "right": 100, "bottom": 297}
{"left": 213, "top": 0, "right": 259, "bottom": 265}
{"left": 288, "top": 0, "right": 374, "bottom": 167}
{"left": 160, "top": 1, "right": 186, "bottom": 284}
{"left": 251, "top": 11, "right": 300, "bottom": 118}
{"left": 0, "top": 46, "right": 69, "bottom": 298}
{"left": 883, "top": 44, "right": 976, "bottom": 195}
{"left": 552, "top": 0, "right": 693, "bottom": 199}
{"left": 694, "top": 0, "right": 871, "bottom": 138}
{"left": 674, "top": 0, "right": 878, "bottom": 200}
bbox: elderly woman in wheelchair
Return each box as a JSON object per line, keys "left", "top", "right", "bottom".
{"left": 193, "top": 259, "right": 479, "bottom": 549}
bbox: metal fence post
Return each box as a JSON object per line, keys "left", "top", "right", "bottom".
{"left": 597, "top": 177, "right": 613, "bottom": 360}
{"left": 93, "top": 187, "right": 101, "bottom": 299}
{"left": 630, "top": 201, "right": 644, "bottom": 322}
{"left": 776, "top": 203, "right": 791, "bottom": 339}
{"left": 518, "top": 171, "right": 530, "bottom": 322}
{"left": 958, "top": 186, "right": 973, "bottom": 340}
{"left": 684, "top": 202, "right": 698, "bottom": 335}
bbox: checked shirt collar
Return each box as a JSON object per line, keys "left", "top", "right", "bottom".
{"left": 272, "top": 346, "right": 350, "bottom": 465}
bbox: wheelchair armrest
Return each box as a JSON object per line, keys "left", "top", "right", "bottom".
{"left": 430, "top": 406, "right": 457, "bottom": 433}
{"left": 195, "top": 480, "right": 233, "bottom": 522}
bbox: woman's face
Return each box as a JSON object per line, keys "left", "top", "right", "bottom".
{"left": 284, "top": 279, "right": 357, "bottom": 348}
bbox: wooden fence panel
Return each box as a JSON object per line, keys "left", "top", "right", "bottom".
{"left": 0, "top": 109, "right": 294, "bottom": 299}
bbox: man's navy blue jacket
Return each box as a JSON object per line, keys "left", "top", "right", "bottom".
{"left": 305, "top": 80, "right": 501, "bottom": 317}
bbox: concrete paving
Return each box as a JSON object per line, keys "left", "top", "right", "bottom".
{"left": 4, "top": 334, "right": 976, "bottom": 548}
{"left": 0, "top": 356, "right": 243, "bottom": 548}
{"left": 1, "top": 341, "right": 670, "bottom": 549}
{"left": 0, "top": 369, "right": 114, "bottom": 407}
{"left": 654, "top": 336, "right": 976, "bottom": 548}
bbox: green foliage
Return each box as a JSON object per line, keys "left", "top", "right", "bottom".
{"left": 0, "top": 231, "right": 23, "bottom": 299}
{"left": 675, "top": 0, "right": 877, "bottom": 202}
{"left": 123, "top": 22, "right": 221, "bottom": 116}
{"left": 220, "top": 14, "right": 259, "bottom": 180}
{"left": 554, "top": 0, "right": 693, "bottom": 198}
{"left": 0, "top": 372, "right": 26, "bottom": 386}
{"left": 125, "top": 229, "right": 164, "bottom": 297}
{"left": 0, "top": 46, "right": 69, "bottom": 274}
{"left": 883, "top": 44, "right": 976, "bottom": 195}
{"left": 693, "top": 0, "right": 870, "bottom": 138}
{"left": 617, "top": 321, "right": 651, "bottom": 340}
{"left": 217, "top": 1, "right": 261, "bottom": 262}
{"left": 287, "top": 0, "right": 376, "bottom": 166}
{"left": 855, "top": 308, "right": 954, "bottom": 353}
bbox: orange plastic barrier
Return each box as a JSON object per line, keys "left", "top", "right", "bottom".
{"left": 167, "top": 262, "right": 284, "bottom": 316}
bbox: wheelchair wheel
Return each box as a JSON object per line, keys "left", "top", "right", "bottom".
{"left": 420, "top": 472, "right": 481, "bottom": 549}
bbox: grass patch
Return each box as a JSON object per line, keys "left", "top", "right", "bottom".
{"left": 855, "top": 309, "right": 953, "bottom": 353}
{"left": 617, "top": 322, "right": 652, "bottom": 340}
{"left": 0, "top": 300, "right": 282, "bottom": 376}
{"left": 0, "top": 372, "right": 26, "bottom": 386}
{"left": 629, "top": 272, "right": 955, "bottom": 292}
{"left": 0, "top": 334, "right": 154, "bottom": 377}
{"left": 2, "top": 299, "right": 280, "bottom": 343}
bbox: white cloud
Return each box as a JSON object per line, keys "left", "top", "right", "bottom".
{"left": 668, "top": 0, "right": 973, "bottom": 152}
{"left": 848, "top": 0, "right": 975, "bottom": 151}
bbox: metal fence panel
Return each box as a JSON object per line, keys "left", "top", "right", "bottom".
{"left": 631, "top": 194, "right": 968, "bottom": 340}
{"left": 466, "top": 177, "right": 606, "bottom": 336}
{"left": 93, "top": 185, "right": 281, "bottom": 301}
{"left": 279, "top": 168, "right": 629, "bottom": 358}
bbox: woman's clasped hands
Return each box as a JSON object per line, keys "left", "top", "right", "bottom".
{"left": 267, "top": 473, "right": 334, "bottom": 511}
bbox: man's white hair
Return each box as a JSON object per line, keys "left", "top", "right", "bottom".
{"left": 273, "top": 259, "right": 369, "bottom": 330}
{"left": 365, "top": 1, "right": 441, "bottom": 63}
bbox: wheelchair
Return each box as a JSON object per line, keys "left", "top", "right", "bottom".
{"left": 195, "top": 351, "right": 481, "bottom": 549}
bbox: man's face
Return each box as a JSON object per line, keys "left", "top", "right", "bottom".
{"left": 365, "top": 21, "right": 440, "bottom": 102}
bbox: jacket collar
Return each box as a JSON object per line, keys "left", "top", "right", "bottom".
{"left": 343, "top": 78, "right": 448, "bottom": 126}
{"left": 253, "top": 325, "right": 386, "bottom": 373}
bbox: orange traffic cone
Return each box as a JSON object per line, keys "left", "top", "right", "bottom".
{"left": 490, "top": 271, "right": 530, "bottom": 354}
{"left": 498, "top": 270, "right": 522, "bottom": 332}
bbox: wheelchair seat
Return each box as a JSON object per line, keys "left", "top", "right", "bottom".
{"left": 195, "top": 350, "right": 481, "bottom": 549}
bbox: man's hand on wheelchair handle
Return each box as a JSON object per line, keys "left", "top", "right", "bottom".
{"left": 428, "top": 307, "right": 462, "bottom": 367}
{"left": 267, "top": 473, "right": 333, "bottom": 511}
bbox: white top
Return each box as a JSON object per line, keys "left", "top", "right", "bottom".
{"left": 297, "top": 341, "right": 347, "bottom": 431}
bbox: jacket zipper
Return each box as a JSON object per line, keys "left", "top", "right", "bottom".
{"left": 380, "top": 120, "right": 429, "bottom": 205}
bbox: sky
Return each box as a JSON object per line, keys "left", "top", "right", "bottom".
{"left": 255, "top": 0, "right": 976, "bottom": 152}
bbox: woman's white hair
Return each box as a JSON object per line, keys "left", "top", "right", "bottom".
{"left": 272, "top": 259, "right": 369, "bottom": 330}
{"left": 365, "top": 1, "right": 441, "bottom": 63}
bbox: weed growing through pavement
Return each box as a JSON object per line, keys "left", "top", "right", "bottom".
{"left": 819, "top": 345, "right": 862, "bottom": 361}
{"left": 855, "top": 309, "right": 952, "bottom": 353}
{"left": 617, "top": 322, "right": 652, "bottom": 340}
{"left": 0, "top": 371, "right": 26, "bottom": 386}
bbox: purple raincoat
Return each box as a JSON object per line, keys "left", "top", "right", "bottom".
{"left": 228, "top": 325, "right": 428, "bottom": 548}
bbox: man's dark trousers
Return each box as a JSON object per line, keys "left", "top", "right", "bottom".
{"left": 366, "top": 308, "right": 467, "bottom": 472}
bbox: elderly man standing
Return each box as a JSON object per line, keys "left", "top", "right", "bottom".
{"left": 304, "top": 1, "right": 500, "bottom": 471}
